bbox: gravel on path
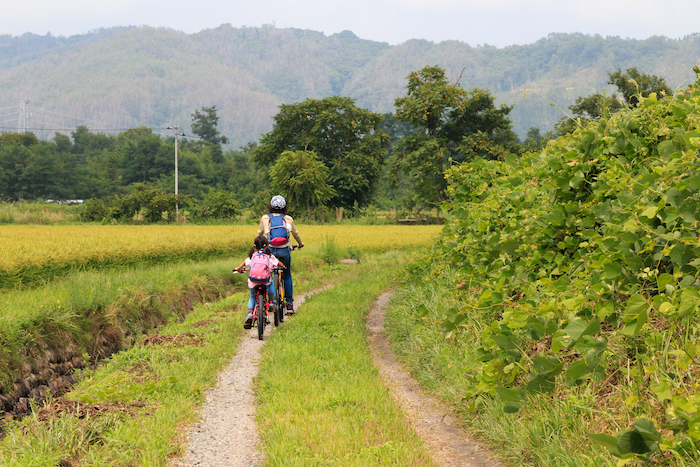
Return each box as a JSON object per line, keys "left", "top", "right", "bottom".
{"left": 173, "top": 320, "right": 268, "bottom": 467}
{"left": 172, "top": 290, "right": 322, "bottom": 467}
{"left": 367, "top": 291, "right": 505, "bottom": 467}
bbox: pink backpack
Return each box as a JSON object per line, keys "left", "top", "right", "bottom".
{"left": 248, "top": 250, "right": 271, "bottom": 283}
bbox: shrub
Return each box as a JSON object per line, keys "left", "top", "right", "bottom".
{"left": 80, "top": 198, "right": 109, "bottom": 222}
{"left": 189, "top": 190, "right": 238, "bottom": 222}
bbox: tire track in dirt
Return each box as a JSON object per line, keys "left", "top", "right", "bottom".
{"left": 367, "top": 291, "right": 504, "bottom": 467}
{"left": 173, "top": 286, "right": 331, "bottom": 467}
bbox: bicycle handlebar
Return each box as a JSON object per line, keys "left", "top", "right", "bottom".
{"left": 233, "top": 265, "right": 286, "bottom": 274}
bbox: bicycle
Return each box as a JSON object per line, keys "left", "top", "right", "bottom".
{"left": 234, "top": 265, "right": 284, "bottom": 340}
{"left": 270, "top": 245, "right": 298, "bottom": 322}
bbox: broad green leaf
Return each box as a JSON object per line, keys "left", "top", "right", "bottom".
{"left": 603, "top": 261, "right": 621, "bottom": 279}
{"left": 618, "top": 430, "right": 657, "bottom": 455}
{"left": 495, "top": 386, "right": 524, "bottom": 402}
{"left": 679, "top": 288, "right": 700, "bottom": 317}
{"left": 587, "top": 433, "right": 621, "bottom": 450}
{"left": 565, "top": 360, "right": 588, "bottom": 382}
{"left": 563, "top": 318, "right": 588, "bottom": 341}
{"left": 633, "top": 418, "right": 660, "bottom": 441}
{"left": 641, "top": 206, "right": 658, "bottom": 219}
{"left": 526, "top": 374, "right": 555, "bottom": 394}
{"left": 416, "top": 304, "right": 429, "bottom": 317}
{"left": 651, "top": 378, "right": 673, "bottom": 401}
{"left": 657, "top": 140, "right": 678, "bottom": 158}
{"left": 532, "top": 356, "right": 561, "bottom": 376}
{"left": 624, "top": 294, "right": 648, "bottom": 317}
{"left": 503, "top": 400, "right": 523, "bottom": 413}
{"left": 553, "top": 275, "right": 571, "bottom": 292}
{"left": 657, "top": 273, "right": 674, "bottom": 291}
{"left": 583, "top": 319, "right": 601, "bottom": 337}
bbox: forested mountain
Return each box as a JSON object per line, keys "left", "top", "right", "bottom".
{"left": 0, "top": 25, "right": 698, "bottom": 146}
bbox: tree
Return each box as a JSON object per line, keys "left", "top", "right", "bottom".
{"left": 268, "top": 150, "right": 335, "bottom": 218}
{"left": 553, "top": 92, "right": 624, "bottom": 137}
{"left": 607, "top": 67, "right": 672, "bottom": 107}
{"left": 523, "top": 127, "right": 543, "bottom": 151}
{"left": 392, "top": 65, "right": 515, "bottom": 205}
{"left": 254, "top": 96, "right": 389, "bottom": 210}
{"left": 121, "top": 134, "right": 171, "bottom": 185}
{"left": 188, "top": 190, "right": 239, "bottom": 222}
{"left": 191, "top": 106, "right": 228, "bottom": 145}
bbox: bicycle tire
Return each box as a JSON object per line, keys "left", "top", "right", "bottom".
{"left": 277, "top": 271, "right": 285, "bottom": 324}
{"left": 257, "top": 293, "right": 265, "bottom": 340}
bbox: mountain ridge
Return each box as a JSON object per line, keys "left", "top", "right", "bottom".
{"left": 0, "top": 25, "right": 698, "bottom": 146}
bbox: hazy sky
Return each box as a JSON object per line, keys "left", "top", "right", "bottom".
{"left": 2, "top": 0, "right": 699, "bottom": 47}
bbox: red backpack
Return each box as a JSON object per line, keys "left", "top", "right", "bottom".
{"left": 248, "top": 250, "right": 271, "bottom": 283}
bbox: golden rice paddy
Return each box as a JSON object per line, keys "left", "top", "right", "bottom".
{"left": 0, "top": 224, "right": 443, "bottom": 274}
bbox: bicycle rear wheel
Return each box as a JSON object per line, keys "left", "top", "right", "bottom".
{"left": 276, "top": 272, "right": 285, "bottom": 324}
{"left": 273, "top": 292, "right": 280, "bottom": 327}
{"left": 257, "top": 293, "right": 265, "bottom": 340}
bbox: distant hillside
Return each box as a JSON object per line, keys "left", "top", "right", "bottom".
{"left": 0, "top": 26, "right": 698, "bottom": 146}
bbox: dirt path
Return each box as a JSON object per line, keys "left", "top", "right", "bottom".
{"left": 173, "top": 288, "right": 330, "bottom": 467}
{"left": 173, "top": 314, "right": 273, "bottom": 466}
{"left": 367, "top": 291, "right": 504, "bottom": 467}
{"left": 175, "top": 287, "right": 502, "bottom": 467}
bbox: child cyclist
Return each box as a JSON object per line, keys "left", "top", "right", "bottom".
{"left": 234, "top": 235, "right": 285, "bottom": 329}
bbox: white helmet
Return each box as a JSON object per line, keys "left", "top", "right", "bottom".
{"left": 270, "top": 195, "right": 286, "bottom": 209}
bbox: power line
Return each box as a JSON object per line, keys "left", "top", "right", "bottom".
{"left": 38, "top": 109, "right": 118, "bottom": 128}
{"left": 0, "top": 125, "right": 135, "bottom": 132}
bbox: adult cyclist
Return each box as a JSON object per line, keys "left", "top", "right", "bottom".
{"left": 257, "top": 195, "right": 304, "bottom": 314}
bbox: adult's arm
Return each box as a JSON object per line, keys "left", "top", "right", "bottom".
{"left": 287, "top": 216, "right": 304, "bottom": 247}
{"left": 257, "top": 215, "right": 267, "bottom": 237}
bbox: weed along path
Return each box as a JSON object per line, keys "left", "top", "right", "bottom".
{"left": 368, "top": 292, "right": 503, "bottom": 467}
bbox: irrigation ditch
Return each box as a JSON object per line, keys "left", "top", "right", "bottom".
{"left": 0, "top": 276, "right": 243, "bottom": 425}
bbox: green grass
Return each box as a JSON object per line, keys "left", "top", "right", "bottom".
{"left": 255, "top": 250, "right": 436, "bottom": 466}
{"left": 0, "top": 248, "right": 323, "bottom": 465}
{"left": 0, "top": 202, "right": 82, "bottom": 224}
{"left": 0, "top": 289, "right": 246, "bottom": 466}
{"left": 0, "top": 250, "right": 435, "bottom": 466}
{"left": 0, "top": 258, "right": 248, "bottom": 393}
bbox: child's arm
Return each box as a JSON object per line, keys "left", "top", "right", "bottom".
{"left": 234, "top": 260, "right": 246, "bottom": 273}
{"left": 271, "top": 255, "right": 286, "bottom": 269}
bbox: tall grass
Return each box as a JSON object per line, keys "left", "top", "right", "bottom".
{"left": 0, "top": 202, "right": 82, "bottom": 224}
{"left": 384, "top": 271, "right": 618, "bottom": 466}
{"left": 0, "top": 258, "right": 247, "bottom": 395}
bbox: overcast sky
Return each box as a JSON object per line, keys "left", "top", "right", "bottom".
{"left": 2, "top": 0, "right": 699, "bottom": 47}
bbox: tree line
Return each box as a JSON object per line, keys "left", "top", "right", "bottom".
{"left": 0, "top": 65, "right": 675, "bottom": 222}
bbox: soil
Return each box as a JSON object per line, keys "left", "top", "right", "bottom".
{"left": 367, "top": 291, "right": 504, "bottom": 467}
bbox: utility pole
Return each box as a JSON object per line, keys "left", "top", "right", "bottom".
{"left": 17, "top": 98, "right": 30, "bottom": 134}
{"left": 166, "top": 124, "right": 185, "bottom": 223}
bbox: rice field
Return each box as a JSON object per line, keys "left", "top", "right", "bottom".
{"left": 0, "top": 224, "right": 443, "bottom": 288}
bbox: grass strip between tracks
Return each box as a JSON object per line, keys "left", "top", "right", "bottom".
{"left": 255, "top": 250, "right": 436, "bottom": 466}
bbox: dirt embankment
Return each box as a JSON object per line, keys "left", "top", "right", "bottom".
{"left": 0, "top": 279, "right": 239, "bottom": 423}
